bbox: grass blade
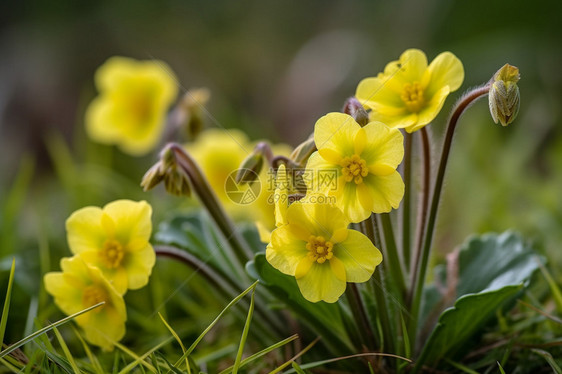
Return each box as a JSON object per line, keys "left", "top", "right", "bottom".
{"left": 71, "top": 325, "right": 104, "bottom": 374}
{"left": 0, "top": 301, "right": 104, "bottom": 359}
{"left": 218, "top": 334, "right": 299, "bottom": 374}
{"left": 116, "top": 336, "right": 174, "bottom": 374}
{"left": 232, "top": 287, "right": 255, "bottom": 374}
{"left": 52, "top": 326, "right": 81, "bottom": 373}
{"left": 280, "top": 352, "right": 412, "bottom": 374}
{"left": 158, "top": 312, "right": 190, "bottom": 374}
{"left": 174, "top": 281, "right": 259, "bottom": 367}
{"left": 0, "top": 258, "right": 16, "bottom": 346}
{"left": 531, "top": 348, "right": 562, "bottom": 374}
{"left": 268, "top": 337, "right": 319, "bottom": 374}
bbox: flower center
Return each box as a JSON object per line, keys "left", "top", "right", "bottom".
{"left": 400, "top": 81, "right": 425, "bottom": 112}
{"left": 100, "top": 239, "right": 125, "bottom": 269}
{"left": 82, "top": 285, "right": 108, "bottom": 313}
{"left": 340, "top": 154, "right": 369, "bottom": 184}
{"left": 306, "top": 235, "right": 334, "bottom": 264}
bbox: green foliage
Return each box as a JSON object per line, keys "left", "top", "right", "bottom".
{"left": 417, "top": 232, "right": 541, "bottom": 369}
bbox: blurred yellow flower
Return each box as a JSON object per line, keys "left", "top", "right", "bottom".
{"left": 66, "top": 200, "right": 155, "bottom": 295}
{"left": 306, "top": 112, "right": 404, "bottom": 223}
{"left": 44, "top": 256, "right": 126, "bottom": 351}
{"left": 85, "top": 56, "right": 178, "bottom": 155}
{"left": 356, "top": 49, "right": 464, "bottom": 133}
{"left": 187, "top": 128, "right": 291, "bottom": 232}
{"left": 266, "top": 201, "right": 382, "bottom": 303}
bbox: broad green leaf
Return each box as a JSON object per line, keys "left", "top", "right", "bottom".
{"left": 250, "top": 253, "right": 353, "bottom": 355}
{"left": 417, "top": 231, "right": 541, "bottom": 368}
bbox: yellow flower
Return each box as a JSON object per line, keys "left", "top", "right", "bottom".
{"left": 266, "top": 201, "right": 382, "bottom": 303}
{"left": 66, "top": 200, "right": 155, "bottom": 295}
{"left": 187, "top": 128, "right": 291, "bottom": 231}
{"left": 257, "top": 164, "right": 291, "bottom": 242}
{"left": 356, "top": 49, "right": 464, "bottom": 133}
{"left": 85, "top": 56, "right": 178, "bottom": 155}
{"left": 306, "top": 112, "right": 404, "bottom": 223}
{"left": 44, "top": 256, "right": 127, "bottom": 351}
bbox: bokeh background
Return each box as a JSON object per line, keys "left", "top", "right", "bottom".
{"left": 1, "top": 0, "right": 562, "bottom": 352}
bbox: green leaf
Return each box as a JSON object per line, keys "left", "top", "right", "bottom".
{"left": 155, "top": 212, "right": 241, "bottom": 278}
{"left": 455, "top": 231, "right": 540, "bottom": 295}
{"left": 250, "top": 253, "right": 353, "bottom": 355}
{"left": 417, "top": 231, "right": 541, "bottom": 369}
{"left": 0, "top": 258, "right": 15, "bottom": 347}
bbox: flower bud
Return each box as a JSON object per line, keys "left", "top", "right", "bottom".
{"left": 181, "top": 88, "right": 210, "bottom": 139}
{"left": 290, "top": 136, "right": 316, "bottom": 165}
{"left": 235, "top": 153, "right": 264, "bottom": 185}
{"left": 489, "top": 64, "right": 520, "bottom": 126}
{"left": 342, "top": 97, "right": 369, "bottom": 126}
{"left": 141, "top": 144, "right": 192, "bottom": 197}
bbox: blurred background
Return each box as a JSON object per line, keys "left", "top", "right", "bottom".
{"left": 1, "top": 0, "right": 562, "bottom": 350}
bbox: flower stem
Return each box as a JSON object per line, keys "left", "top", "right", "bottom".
{"left": 346, "top": 283, "right": 376, "bottom": 350}
{"left": 408, "top": 127, "right": 431, "bottom": 303}
{"left": 380, "top": 213, "right": 406, "bottom": 296}
{"left": 168, "top": 144, "right": 254, "bottom": 270}
{"left": 402, "top": 132, "right": 412, "bottom": 270}
{"left": 364, "top": 215, "right": 395, "bottom": 354}
{"left": 409, "top": 85, "right": 490, "bottom": 348}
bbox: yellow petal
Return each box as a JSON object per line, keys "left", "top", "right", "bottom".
{"left": 356, "top": 183, "right": 374, "bottom": 214}
{"left": 295, "top": 257, "right": 314, "bottom": 279}
{"left": 318, "top": 148, "right": 343, "bottom": 164}
{"left": 361, "top": 121, "right": 404, "bottom": 168}
{"left": 329, "top": 256, "right": 347, "bottom": 282}
{"left": 330, "top": 228, "right": 349, "bottom": 243}
{"left": 94, "top": 56, "right": 137, "bottom": 92}
{"left": 354, "top": 128, "right": 367, "bottom": 155}
{"left": 335, "top": 230, "right": 382, "bottom": 283}
{"left": 408, "top": 86, "right": 450, "bottom": 133}
{"left": 425, "top": 51, "right": 464, "bottom": 97}
{"left": 66, "top": 207, "right": 105, "bottom": 255}
{"left": 274, "top": 164, "right": 289, "bottom": 227}
{"left": 85, "top": 98, "right": 121, "bottom": 143}
{"left": 287, "top": 202, "right": 349, "bottom": 239}
{"left": 101, "top": 213, "right": 116, "bottom": 237}
{"left": 362, "top": 172, "right": 405, "bottom": 213}
{"left": 267, "top": 225, "right": 308, "bottom": 276}
{"left": 314, "top": 113, "right": 360, "bottom": 156}
{"left": 339, "top": 182, "right": 371, "bottom": 223}
{"left": 124, "top": 244, "right": 155, "bottom": 290}
{"left": 304, "top": 152, "right": 340, "bottom": 195}
{"left": 255, "top": 221, "right": 272, "bottom": 243}
{"left": 369, "top": 163, "right": 395, "bottom": 176}
{"left": 296, "top": 263, "right": 346, "bottom": 303}
{"left": 396, "top": 49, "right": 428, "bottom": 82}
{"left": 103, "top": 200, "right": 152, "bottom": 244}
{"left": 356, "top": 76, "right": 404, "bottom": 112}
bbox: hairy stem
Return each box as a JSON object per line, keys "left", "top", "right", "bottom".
{"left": 408, "top": 127, "right": 432, "bottom": 305}
{"left": 169, "top": 144, "right": 254, "bottom": 271}
{"left": 409, "top": 85, "right": 490, "bottom": 349}
{"left": 402, "top": 132, "right": 412, "bottom": 271}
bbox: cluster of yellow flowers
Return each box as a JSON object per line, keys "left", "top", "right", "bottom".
{"left": 44, "top": 200, "right": 156, "bottom": 350}
{"left": 78, "top": 50, "right": 465, "bottom": 305}
{"left": 267, "top": 49, "right": 464, "bottom": 303}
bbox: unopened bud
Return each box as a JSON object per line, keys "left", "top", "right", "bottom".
{"left": 235, "top": 153, "right": 264, "bottom": 184}
{"left": 141, "top": 144, "right": 192, "bottom": 197}
{"left": 290, "top": 136, "right": 316, "bottom": 165}
{"left": 489, "top": 64, "right": 520, "bottom": 126}
{"left": 141, "top": 162, "right": 165, "bottom": 191}
{"left": 181, "top": 88, "right": 211, "bottom": 139}
{"left": 343, "top": 97, "right": 369, "bottom": 126}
